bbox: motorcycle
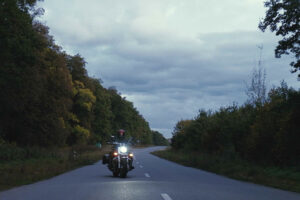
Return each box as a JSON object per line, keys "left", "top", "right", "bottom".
{"left": 102, "top": 143, "right": 134, "bottom": 178}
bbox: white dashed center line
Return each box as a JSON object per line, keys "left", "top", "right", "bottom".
{"left": 139, "top": 165, "right": 143, "bottom": 168}
{"left": 144, "top": 173, "right": 150, "bottom": 178}
{"left": 161, "top": 193, "right": 172, "bottom": 200}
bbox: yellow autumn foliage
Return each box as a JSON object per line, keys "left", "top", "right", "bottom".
{"left": 74, "top": 125, "right": 90, "bottom": 140}
{"left": 77, "top": 88, "right": 96, "bottom": 111}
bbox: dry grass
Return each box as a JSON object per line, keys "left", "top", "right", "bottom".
{"left": 132, "top": 144, "right": 155, "bottom": 149}
{"left": 152, "top": 148, "right": 300, "bottom": 193}
{"left": 0, "top": 145, "right": 111, "bottom": 191}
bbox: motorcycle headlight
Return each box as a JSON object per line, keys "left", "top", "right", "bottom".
{"left": 119, "top": 146, "right": 127, "bottom": 153}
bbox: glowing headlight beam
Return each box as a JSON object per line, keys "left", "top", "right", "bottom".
{"left": 119, "top": 146, "right": 128, "bottom": 153}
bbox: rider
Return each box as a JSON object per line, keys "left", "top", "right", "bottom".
{"left": 116, "top": 129, "right": 126, "bottom": 143}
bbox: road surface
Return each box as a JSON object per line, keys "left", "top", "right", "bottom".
{"left": 1, "top": 146, "right": 299, "bottom": 200}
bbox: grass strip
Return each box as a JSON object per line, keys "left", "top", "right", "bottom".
{"left": 152, "top": 148, "right": 300, "bottom": 193}
{"left": 0, "top": 145, "right": 110, "bottom": 191}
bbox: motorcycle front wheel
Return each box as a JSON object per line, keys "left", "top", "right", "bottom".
{"left": 113, "top": 171, "right": 119, "bottom": 177}
{"left": 120, "top": 168, "right": 127, "bottom": 178}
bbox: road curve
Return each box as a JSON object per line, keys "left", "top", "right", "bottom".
{"left": 1, "top": 146, "right": 299, "bottom": 200}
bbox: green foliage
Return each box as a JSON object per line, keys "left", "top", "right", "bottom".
{"left": 247, "top": 81, "right": 300, "bottom": 165}
{"left": 171, "top": 120, "right": 193, "bottom": 149}
{"left": 89, "top": 79, "right": 113, "bottom": 142}
{"left": 259, "top": 0, "right": 300, "bottom": 76}
{"left": 171, "top": 82, "right": 300, "bottom": 167}
{"left": 151, "top": 131, "right": 168, "bottom": 146}
{"left": 67, "top": 54, "right": 88, "bottom": 84}
{"left": 0, "top": 0, "right": 73, "bottom": 147}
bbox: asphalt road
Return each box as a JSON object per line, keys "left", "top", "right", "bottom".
{"left": 1, "top": 146, "right": 299, "bottom": 200}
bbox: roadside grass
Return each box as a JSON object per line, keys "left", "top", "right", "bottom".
{"left": 0, "top": 145, "right": 111, "bottom": 191}
{"left": 152, "top": 148, "right": 300, "bottom": 193}
{"left": 132, "top": 144, "right": 155, "bottom": 148}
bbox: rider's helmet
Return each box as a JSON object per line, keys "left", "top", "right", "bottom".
{"left": 118, "top": 129, "right": 125, "bottom": 137}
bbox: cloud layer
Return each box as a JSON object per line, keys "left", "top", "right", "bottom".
{"left": 38, "top": 0, "right": 299, "bottom": 138}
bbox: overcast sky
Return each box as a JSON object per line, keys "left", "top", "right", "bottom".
{"left": 37, "top": 0, "right": 299, "bottom": 138}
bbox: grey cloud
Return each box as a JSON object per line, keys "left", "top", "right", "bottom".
{"left": 38, "top": 0, "right": 299, "bottom": 137}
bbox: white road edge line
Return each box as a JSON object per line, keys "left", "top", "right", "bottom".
{"left": 161, "top": 193, "right": 172, "bottom": 200}
{"left": 139, "top": 165, "right": 143, "bottom": 168}
{"left": 144, "top": 173, "right": 150, "bottom": 178}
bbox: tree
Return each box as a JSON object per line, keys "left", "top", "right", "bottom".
{"left": 245, "top": 67, "right": 267, "bottom": 106}
{"left": 259, "top": 0, "right": 300, "bottom": 77}
{"left": 66, "top": 54, "right": 88, "bottom": 84}
{"left": 90, "top": 79, "right": 113, "bottom": 143}
{"left": 151, "top": 131, "right": 168, "bottom": 146}
{"left": 172, "top": 120, "right": 193, "bottom": 136}
{"left": 246, "top": 81, "right": 300, "bottom": 165}
{"left": 171, "top": 120, "right": 193, "bottom": 149}
{"left": 0, "top": 0, "right": 48, "bottom": 145}
{"left": 0, "top": 0, "right": 74, "bottom": 146}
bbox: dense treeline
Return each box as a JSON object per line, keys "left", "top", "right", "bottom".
{"left": 172, "top": 81, "right": 300, "bottom": 166}
{"left": 151, "top": 131, "right": 169, "bottom": 146}
{"left": 0, "top": 0, "right": 167, "bottom": 147}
